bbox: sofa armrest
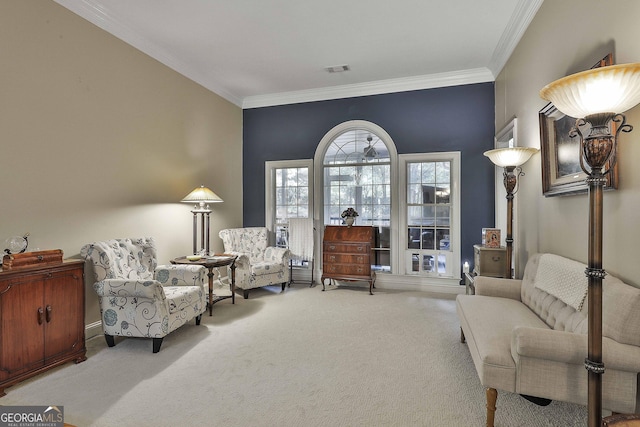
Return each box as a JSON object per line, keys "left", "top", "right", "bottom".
{"left": 512, "top": 326, "right": 585, "bottom": 364}
{"left": 475, "top": 276, "right": 522, "bottom": 300}
{"left": 155, "top": 264, "right": 206, "bottom": 287}
{"left": 93, "top": 279, "right": 165, "bottom": 300}
{"left": 512, "top": 326, "right": 640, "bottom": 372}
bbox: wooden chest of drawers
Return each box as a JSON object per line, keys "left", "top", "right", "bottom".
{"left": 321, "top": 225, "right": 376, "bottom": 294}
{"left": 473, "top": 244, "right": 507, "bottom": 278}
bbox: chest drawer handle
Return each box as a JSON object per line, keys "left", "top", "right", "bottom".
{"left": 357, "top": 246, "right": 364, "bottom": 252}
{"left": 329, "top": 245, "right": 336, "bottom": 250}
{"left": 329, "top": 255, "right": 336, "bottom": 262}
{"left": 492, "top": 256, "right": 501, "bottom": 262}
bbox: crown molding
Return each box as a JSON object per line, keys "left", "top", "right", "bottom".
{"left": 53, "top": 0, "right": 243, "bottom": 106}
{"left": 242, "top": 68, "right": 495, "bottom": 109}
{"left": 488, "top": 0, "right": 544, "bottom": 77}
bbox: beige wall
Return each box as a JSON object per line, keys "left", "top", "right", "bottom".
{"left": 0, "top": 1, "right": 243, "bottom": 332}
{"left": 496, "top": 0, "right": 640, "bottom": 286}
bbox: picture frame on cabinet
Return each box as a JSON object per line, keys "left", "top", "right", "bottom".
{"left": 539, "top": 53, "right": 618, "bottom": 197}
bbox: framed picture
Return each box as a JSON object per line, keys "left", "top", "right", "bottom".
{"left": 539, "top": 54, "right": 618, "bottom": 197}
{"left": 482, "top": 228, "right": 501, "bottom": 248}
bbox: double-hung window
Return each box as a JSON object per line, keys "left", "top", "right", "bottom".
{"left": 400, "top": 152, "right": 460, "bottom": 277}
{"left": 265, "top": 159, "right": 313, "bottom": 254}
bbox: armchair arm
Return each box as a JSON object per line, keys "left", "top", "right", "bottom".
{"left": 93, "top": 278, "right": 165, "bottom": 300}
{"left": 264, "top": 246, "right": 291, "bottom": 264}
{"left": 223, "top": 251, "right": 250, "bottom": 268}
{"left": 475, "top": 276, "right": 522, "bottom": 300}
{"left": 512, "top": 326, "right": 640, "bottom": 372}
{"left": 155, "top": 264, "right": 206, "bottom": 288}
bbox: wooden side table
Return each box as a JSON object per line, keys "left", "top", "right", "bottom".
{"left": 171, "top": 254, "right": 237, "bottom": 316}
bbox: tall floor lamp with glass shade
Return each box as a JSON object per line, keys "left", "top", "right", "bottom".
{"left": 484, "top": 147, "right": 538, "bottom": 279}
{"left": 181, "top": 185, "right": 223, "bottom": 256}
{"left": 540, "top": 63, "right": 640, "bottom": 427}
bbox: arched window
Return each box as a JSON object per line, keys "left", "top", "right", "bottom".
{"left": 314, "top": 121, "right": 397, "bottom": 273}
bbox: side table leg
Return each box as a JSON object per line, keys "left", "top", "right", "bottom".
{"left": 207, "top": 267, "right": 214, "bottom": 316}
{"left": 230, "top": 262, "right": 236, "bottom": 304}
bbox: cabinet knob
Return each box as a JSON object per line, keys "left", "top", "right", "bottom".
{"left": 329, "top": 255, "right": 336, "bottom": 262}
{"left": 46, "top": 305, "right": 52, "bottom": 323}
{"left": 37, "top": 307, "right": 44, "bottom": 325}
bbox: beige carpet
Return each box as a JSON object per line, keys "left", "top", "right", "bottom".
{"left": 1, "top": 284, "right": 588, "bottom": 426}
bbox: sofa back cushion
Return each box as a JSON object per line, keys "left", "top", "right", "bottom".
{"left": 81, "top": 237, "right": 157, "bottom": 282}
{"left": 602, "top": 274, "right": 640, "bottom": 347}
{"left": 521, "top": 253, "right": 588, "bottom": 334}
{"left": 521, "top": 253, "right": 640, "bottom": 345}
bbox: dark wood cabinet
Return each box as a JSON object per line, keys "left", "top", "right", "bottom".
{"left": 0, "top": 259, "right": 86, "bottom": 396}
{"left": 321, "top": 225, "right": 376, "bottom": 294}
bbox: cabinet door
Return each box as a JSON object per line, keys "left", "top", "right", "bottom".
{"left": 0, "top": 275, "right": 45, "bottom": 378}
{"left": 43, "top": 267, "right": 84, "bottom": 361}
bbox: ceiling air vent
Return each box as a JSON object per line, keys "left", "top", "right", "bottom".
{"left": 324, "top": 65, "right": 350, "bottom": 73}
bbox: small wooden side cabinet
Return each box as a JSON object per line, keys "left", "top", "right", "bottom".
{"left": 473, "top": 244, "right": 507, "bottom": 278}
{"left": 0, "top": 259, "right": 86, "bottom": 397}
{"left": 321, "top": 225, "right": 376, "bottom": 294}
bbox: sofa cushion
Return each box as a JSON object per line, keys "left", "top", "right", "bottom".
{"left": 602, "top": 276, "right": 640, "bottom": 347}
{"left": 456, "top": 294, "right": 549, "bottom": 391}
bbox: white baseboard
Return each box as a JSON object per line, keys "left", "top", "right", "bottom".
{"left": 85, "top": 320, "right": 103, "bottom": 340}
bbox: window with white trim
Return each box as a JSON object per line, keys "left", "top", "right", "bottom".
{"left": 399, "top": 152, "right": 460, "bottom": 277}
{"left": 265, "top": 160, "right": 313, "bottom": 253}
{"left": 322, "top": 129, "right": 392, "bottom": 272}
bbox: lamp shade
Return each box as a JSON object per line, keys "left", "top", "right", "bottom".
{"left": 540, "top": 63, "right": 640, "bottom": 118}
{"left": 484, "top": 147, "right": 538, "bottom": 168}
{"left": 181, "top": 185, "right": 223, "bottom": 204}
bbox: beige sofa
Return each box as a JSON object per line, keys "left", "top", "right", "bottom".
{"left": 456, "top": 253, "right": 640, "bottom": 426}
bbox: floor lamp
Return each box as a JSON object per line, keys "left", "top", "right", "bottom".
{"left": 181, "top": 185, "right": 223, "bottom": 256}
{"left": 484, "top": 147, "right": 538, "bottom": 279}
{"left": 541, "top": 63, "right": 640, "bottom": 427}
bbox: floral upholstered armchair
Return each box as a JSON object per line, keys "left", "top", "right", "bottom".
{"left": 218, "top": 227, "right": 290, "bottom": 299}
{"left": 81, "top": 237, "right": 207, "bottom": 353}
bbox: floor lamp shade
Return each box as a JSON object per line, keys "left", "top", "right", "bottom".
{"left": 540, "top": 63, "right": 640, "bottom": 427}
{"left": 484, "top": 147, "right": 538, "bottom": 168}
{"left": 484, "top": 147, "right": 538, "bottom": 279}
{"left": 181, "top": 185, "right": 223, "bottom": 256}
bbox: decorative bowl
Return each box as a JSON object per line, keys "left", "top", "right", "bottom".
{"left": 186, "top": 255, "right": 202, "bottom": 261}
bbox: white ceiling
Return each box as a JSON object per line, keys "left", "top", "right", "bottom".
{"left": 54, "top": 0, "right": 543, "bottom": 109}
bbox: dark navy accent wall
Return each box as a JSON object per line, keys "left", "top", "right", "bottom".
{"left": 243, "top": 82, "right": 496, "bottom": 269}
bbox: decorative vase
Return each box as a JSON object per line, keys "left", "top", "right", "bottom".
{"left": 345, "top": 217, "right": 355, "bottom": 227}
